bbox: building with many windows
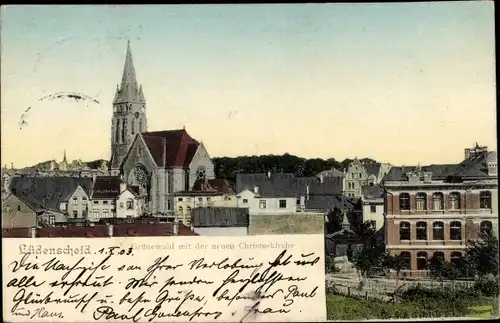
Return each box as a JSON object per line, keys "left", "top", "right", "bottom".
{"left": 383, "top": 144, "right": 498, "bottom": 278}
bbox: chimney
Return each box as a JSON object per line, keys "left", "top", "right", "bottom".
{"left": 464, "top": 148, "right": 471, "bottom": 160}
{"left": 173, "top": 219, "right": 179, "bottom": 236}
{"left": 30, "top": 226, "right": 36, "bottom": 238}
{"left": 320, "top": 174, "right": 324, "bottom": 183}
{"left": 267, "top": 171, "right": 271, "bottom": 178}
{"left": 306, "top": 185, "right": 310, "bottom": 201}
{"left": 107, "top": 224, "right": 114, "bottom": 237}
{"left": 120, "top": 182, "right": 127, "bottom": 193}
{"left": 254, "top": 186, "right": 259, "bottom": 195}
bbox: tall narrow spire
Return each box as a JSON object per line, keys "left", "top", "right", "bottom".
{"left": 121, "top": 40, "right": 138, "bottom": 89}
{"left": 113, "top": 41, "right": 145, "bottom": 104}
{"left": 63, "top": 149, "right": 67, "bottom": 163}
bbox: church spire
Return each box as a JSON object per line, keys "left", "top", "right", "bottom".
{"left": 113, "top": 41, "right": 145, "bottom": 104}
{"left": 121, "top": 40, "right": 138, "bottom": 89}
{"left": 63, "top": 149, "right": 67, "bottom": 164}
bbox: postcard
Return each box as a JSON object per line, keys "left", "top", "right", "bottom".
{"left": 1, "top": 2, "right": 498, "bottom": 322}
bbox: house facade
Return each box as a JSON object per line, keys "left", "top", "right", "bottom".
{"left": 383, "top": 144, "right": 498, "bottom": 278}
{"left": 361, "top": 185, "right": 385, "bottom": 230}
{"left": 344, "top": 159, "right": 392, "bottom": 198}
{"left": 91, "top": 176, "right": 141, "bottom": 221}
{"left": 2, "top": 194, "right": 39, "bottom": 228}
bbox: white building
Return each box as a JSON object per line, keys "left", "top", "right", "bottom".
{"left": 360, "top": 185, "right": 385, "bottom": 230}
{"left": 236, "top": 186, "right": 297, "bottom": 215}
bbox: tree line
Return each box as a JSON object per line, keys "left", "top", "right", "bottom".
{"left": 212, "top": 153, "right": 378, "bottom": 180}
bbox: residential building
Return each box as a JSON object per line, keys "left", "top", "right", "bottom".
{"left": 383, "top": 144, "right": 498, "bottom": 278}
{"left": 110, "top": 42, "right": 215, "bottom": 215}
{"left": 361, "top": 184, "right": 385, "bottom": 230}
{"left": 344, "top": 159, "right": 392, "bottom": 198}
{"left": 235, "top": 172, "right": 343, "bottom": 215}
{"left": 172, "top": 179, "right": 237, "bottom": 223}
{"left": 2, "top": 193, "right": 41, "bottom": 228}
{"left": 191, "top": 207, "right": 249, "bottom": 236}
{"left": 90, "top": 176, "right": 142, "bottom": 221}
{"left": 8, "top": 176, "right": 92, "bottom": 226}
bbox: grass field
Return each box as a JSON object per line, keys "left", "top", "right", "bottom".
{"left": 326, "top": 293, "right": 499, "bottom": 320}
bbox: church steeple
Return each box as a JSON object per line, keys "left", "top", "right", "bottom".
{"left": 113, "top": 41, "right": 145, "bottom": 104}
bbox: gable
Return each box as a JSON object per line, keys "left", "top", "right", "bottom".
{"left": 121, "top": 134, "right": 157, "bottom": 174}
{"left": 69, "top": 185, "right": 89, "bottom": 200}
{"left": 119, "top": 189, "right": 135, "bottom": 200}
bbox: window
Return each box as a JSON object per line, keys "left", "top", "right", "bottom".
{"left": 399, "top": 221, "right": 411, "bottom": 240}
{"left": 242, "top": 199, "right": 248, "bottom": 204}
{"left": 370, "top": 204, "right": 377, "bottom": 213}
{"left": 126, "top": 199, "right": 134, "bottom": 210}
{"left": 369, "top": 220, "right": 376, "bottom": 230}
{"left": 358, "top": 173, "right": 361, "bottom": 178}
{"left": 432, "top": 221, "right": 444, "bottom": 240}
{"left": 94, "top": 200, "right": 99, "bottom": 204}
{"left": 450, "top": 221, "right": 462, "bottom": 240}
{"left": 416, "top": 193, "right": 427, "bottom": 211}
{"left": 450, "top": 251, "right": 462, "bottom": 266}
{"left": 416, "top": 221, "right": 427, "bottom": 240}
{"left": 432, "top": 192, "right": 444, "bottom": 210}
{"left": 82, "top": 197, "right": 88, "bottom": 205}
{"left": 103, "top": 201, "right": 109, "bottom": 205}
{"left": 279, "top": 199, "right": 287, "bottom": 208}
{"left": 17, "top": 205, "right": 21, "bottom": 212}
{"left": 399, "top": 193, "right": 410, "bottom": 211}
{"left": 93, "top": 210, "right": 99, "bottom": 218}
{"left": 187, "top": 197, "right": 192, "bottom": 202}
{"left": 131, "top": 119, "right": 135, "bottom": 135}
{"left": 416, "top": 251, "right": 428, "bottom": 270}
{"left": 399, "top": 251, "right": 411, "bottom": 270}
{"left": 72, "top": 210, "right": 78, "bottom": 218}
{"left": 48, "top": 215, "right": 55, "bottom": 225}
{"left": 178, "top": 206, "right": 183, "bottom": 214}
{"left": 103, "top": 210, "right": 109, "bottom": 218}
{"left": 480, "top": 221, "right": 493, "bottom": 235}
{"left": 6, "top": 205, "right": 10, "bottom": 212}
{"left": 479, "top": 191, "right": 492, "bottom": 209}
{"left": 187, "top": 206, "right": 192, "bottom": 214}
{"left": 449, "top": 192, "right": 460, "bottom": 210}
{"left": 178, "top": 198, "right": 183, "bottom": 202}
{"left": 167, "top": 200, "right": 171, "bottom": 210}
{"left": 120, "top": 202, "right": 124, "bottom": 208}
{"left": 72, "top": 197, "right": 78, "bottom": 205}
{"left": 296, "top": 197, "right": 301, "bottom": 206}
{"left": 259, "top": 200, "right": 267, "bottom": 209}
{"left": 224, "top": 196, "right": 231, "bottom": 200}
{"left": 207, "top": 197, "right": 211, "bottom": 202}
{"left": 198, "top": 197, "right": 203, "bottom": 202}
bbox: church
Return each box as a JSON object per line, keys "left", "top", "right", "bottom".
{"left": 109, "top": 41, "right": 215, "bottom": 215}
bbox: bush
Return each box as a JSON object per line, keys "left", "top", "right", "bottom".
{"left": 474, "top": 274, "right": 499, "bottom": 297}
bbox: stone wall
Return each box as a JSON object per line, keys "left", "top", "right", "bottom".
{"left": 248, "top": 212, "right": 324, "bottom": 235}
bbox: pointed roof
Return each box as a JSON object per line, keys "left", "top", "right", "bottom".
{"left": 113, "top": 41, "right": 145, "bottom": 104}
{"left": 62, "top": 150, "right": 67, "bottom": 164}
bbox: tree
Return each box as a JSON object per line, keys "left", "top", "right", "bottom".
{"left": 383, "top": 253, "right": 407, "bottom": 286}
{"left": 466, "top": 232, "right": 499, "bottom": 278}
{"left": 352, "top": 221, "right": 386, "bottom": 281}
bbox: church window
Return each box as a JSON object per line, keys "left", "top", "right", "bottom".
{"left": 115, "top": 119, "right": 120, "bottom": 143}
{"left": 196, "top": 166, "right": 206, "bottom": 180}
{"left": 139, "top": 119, "right": 143, "bottom": 132}
{"left": 131, "top": 120, "right": 135, "bottom": 135}
{"left": 17, "top": 205, "right": 21, "bottom": 211}
{"left": 122, "top": 119, "right": 128, "bottom": 142}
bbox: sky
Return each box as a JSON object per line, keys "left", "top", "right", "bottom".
{"left": 1, "top": 3, "right": 496, "bottom": 168}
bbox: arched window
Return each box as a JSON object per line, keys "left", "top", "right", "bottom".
{"left": 178, "top": 206, "right": 183, "bottom": 215}
{"left": 400, "top": 193, "right": 410, "bottom": 211}
{"left": 115, "top": 119, "right": 120, "bottom": 143}
{"left": 139, "top": 119, "right": 143, "bottom": 133}
{"left": 131, "top": 119, "right": 135, "bottom": 135}
{"left": 480, "top": 221, "right": 493, "bottom": 235}
{"left": 432, "top": 221, "right": 444, "bottom": 240}
{"left": 416, "top": 251, "right": 428, "bottom": 270}
{"left": 400, "top": 221, "right": 411, "bottom": 241}
{"left": 433, "top": 192, "right": 444, "bottom": 210}
{"left": 450, "top": 221, "right": 462, "bottom": 240}
{"left": 479, "top": 191, "right": 492, "bottom": 209}
{"left": 187, "top": 206, "right": 192, "bottom": 214}
{"left": 416, "top": 221, "right": 427, "bottom": 240}
{"left": 416, "top": 192, "right": 427, "bottom": 211}
{"left": 399, "top": 251, "right": 411, "bottom": 270}
{"left": 449, "top": 192, "right": 461, "bottom": 210}
{"left": 450, "top": 251, "right": 462, "bottom": 266}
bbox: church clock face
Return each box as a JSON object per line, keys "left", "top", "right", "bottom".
{"left": 196, "top": 166, "right": 206, "bottom": 179}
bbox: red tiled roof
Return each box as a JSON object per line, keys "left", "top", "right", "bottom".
{"left": 191, "top": 179, "right": 235, "bottom": 194}
{"left": 141, "top": 129, "right": 199, "bottom": 168}
{"left": 2, "top": 223, "right": 198, "bottom": 238}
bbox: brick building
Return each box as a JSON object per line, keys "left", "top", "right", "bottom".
{"left": 383, "top": 144, "right": 497, "bottom": 278}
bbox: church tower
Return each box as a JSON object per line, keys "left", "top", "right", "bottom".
{"left": 110, "top": 41, "right": 148, "bottom": 173}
